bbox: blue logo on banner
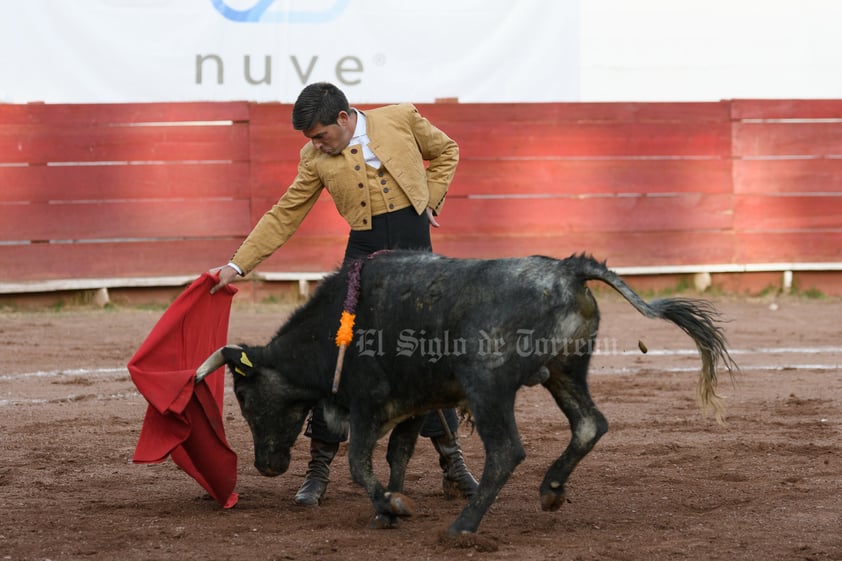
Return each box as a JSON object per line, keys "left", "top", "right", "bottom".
{"left": 211, "top": 0, "right": 349, "bottom": 23}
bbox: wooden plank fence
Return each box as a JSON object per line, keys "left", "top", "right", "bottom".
{"left": 2, "top": 99, "right": 841, "bottom": 297}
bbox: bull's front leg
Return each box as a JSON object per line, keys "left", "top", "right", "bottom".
{"left": 346, "top": 421, "right": 415, "bottom": 529}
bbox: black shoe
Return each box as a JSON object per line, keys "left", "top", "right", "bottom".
{"left": 294, "top": 478, "right": 328, "bottom": 506}
{"left": 431, "top": 435, "right": 479, "bottom": 499}
{"left": 293, "top": 439, "right": 338, "bottom": 506}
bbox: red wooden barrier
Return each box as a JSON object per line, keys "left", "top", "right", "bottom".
{"left": 0, "top": 102, "right": 252, "bottom": 280}
{"left": 430, "top": 101, "right": 733, "bottom": 266}
{"left": 1, "top": 99, "right": 841, "bottom": 290}
{"left": 730, "top": 99, "right": 842, "bottom": 265}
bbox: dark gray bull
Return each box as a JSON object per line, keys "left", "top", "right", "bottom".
{"left": 197, "top": 251, "right": 737, "bottom": 535}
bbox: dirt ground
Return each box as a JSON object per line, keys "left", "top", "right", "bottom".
{"left": 1, "top": 288, "right": 840, "bottom": 561}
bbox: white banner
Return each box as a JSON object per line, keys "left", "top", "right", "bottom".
{"left": 0, "top": 0, "right": 580, "bottom": 104}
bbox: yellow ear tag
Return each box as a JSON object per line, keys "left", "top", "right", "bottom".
{"left": 240, "top": 352, "right": 253, "bottom": 368}
{"left": 234, "top": 366, "right": 248, "bottom": 377}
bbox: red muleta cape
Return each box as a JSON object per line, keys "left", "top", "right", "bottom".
{"left": 129, "top": 272, "right": 239, "bottom": 508}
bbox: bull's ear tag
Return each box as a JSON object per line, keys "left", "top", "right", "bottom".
{"left": 221, "top": 346, "right": 254, "bottom": 377}
{"left": 233, "top": 351, "right": 253, "bottom": 376}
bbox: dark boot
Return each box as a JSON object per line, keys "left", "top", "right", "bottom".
{"left": 431, "top": 435, "right": 479, "bottom": 499}
{"left": 294, "top": 439, "right": 339, "bottom": 506}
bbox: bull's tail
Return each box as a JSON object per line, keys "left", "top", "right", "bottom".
{"left": 570, "top": 254, "right": 738, "bottom": 423}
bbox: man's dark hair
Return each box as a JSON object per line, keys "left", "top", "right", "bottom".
{"left": 292, "top": 82, "right": 350, "bottom": 131}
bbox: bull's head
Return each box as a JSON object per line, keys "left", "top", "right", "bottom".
{"left": 196, "top": 345, "right": 314, "bottom": 477}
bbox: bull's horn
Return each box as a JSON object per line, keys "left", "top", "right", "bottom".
{"left": 196, "top": 345, "right": 242, "bottom": 383}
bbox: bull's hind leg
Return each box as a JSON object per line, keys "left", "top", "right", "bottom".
{"left": 540, "top": 354, "right": 608, "bottom": 511}
{"left": 448, "top": 391, "right": 525, "bottom": 535}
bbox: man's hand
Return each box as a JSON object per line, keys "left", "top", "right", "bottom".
{"left": 210, "top": 264, "right": 240, "bottom": 294}
{"left": 426, "top": 207, "right": 440, "bottom": 228}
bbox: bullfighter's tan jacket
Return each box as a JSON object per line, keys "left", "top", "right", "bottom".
{"left": 230, "top": 103, "right": 458, "bottom": 275}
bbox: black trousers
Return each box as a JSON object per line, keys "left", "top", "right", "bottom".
{"left": 306, "top": 207, "right": 459, "bottom": 442}
{"left": 343, "top": 205, "right": 432, "bottom": 262}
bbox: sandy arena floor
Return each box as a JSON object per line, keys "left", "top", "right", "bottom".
{"left": 1, "top": 290, "right": 840, "bottom": 560}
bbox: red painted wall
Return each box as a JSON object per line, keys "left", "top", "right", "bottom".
{"left": 2, "top": 99, "right": 841, "bottom": 283}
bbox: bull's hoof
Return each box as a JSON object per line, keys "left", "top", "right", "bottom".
{"left": 368, "top": 512, "right": 399, "bottom": 529}
{"left": 439, "top": 530, "right": 499, "bottom": 552}
{"left": 385, "top": 492, "right": 415, "bottom": 517}
{"left": 540, "top": 483, "right": 566, "bottom": 511}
